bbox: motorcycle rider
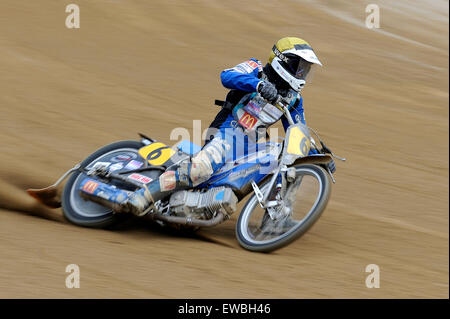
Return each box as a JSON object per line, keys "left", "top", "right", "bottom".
{"left": 124, "top": 37, "right": 335, "bottom": 216}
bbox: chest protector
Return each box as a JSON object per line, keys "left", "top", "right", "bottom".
{"left": 232, "top": 92, "right": 297, "bottom": 134}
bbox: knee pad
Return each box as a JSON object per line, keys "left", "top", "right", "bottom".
{"left": 189, "top": 151, "right": 214, "bottom": 186}
{"left": 176, "top": 137, "right": 230, "bottom": 187}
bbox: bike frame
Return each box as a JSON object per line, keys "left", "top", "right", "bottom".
{"left": 191, "top": 99, "right": 334, "bottom": 205}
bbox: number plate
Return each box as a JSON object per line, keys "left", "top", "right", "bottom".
{"left": 286, "top": 125, "right": 310, "bottom": 157}
{"left": 138, "top": 142, "right": 176, "bottom": 166}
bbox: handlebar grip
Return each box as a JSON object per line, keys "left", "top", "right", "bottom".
{"left": 273, "top": 95, "right": 287, "bottom": 112}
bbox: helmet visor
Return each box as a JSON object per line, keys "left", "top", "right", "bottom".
{"left": 283, "top": 54, "right": 313, "bottom": 81}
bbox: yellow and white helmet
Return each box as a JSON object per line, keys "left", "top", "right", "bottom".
{"left": 268, "top": 37, "right": 322, "bottom": 92}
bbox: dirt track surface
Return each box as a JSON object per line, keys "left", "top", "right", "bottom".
{"left": 0, "top": 0, "right": 448, "bottom": 298}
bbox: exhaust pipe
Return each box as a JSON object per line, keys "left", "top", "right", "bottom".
{"left": 151, "top": 212, "right": 226, "bottom": 227}
{"left": 81, "top": 190, "right": 227, "bottom": 227}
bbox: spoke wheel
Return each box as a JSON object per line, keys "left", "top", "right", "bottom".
{"left": 236, "top": 164, "right": 331, "bottom": 252}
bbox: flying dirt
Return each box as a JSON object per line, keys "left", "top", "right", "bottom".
{"left": 0, "top": 0, "right": 448, "bottom": 298}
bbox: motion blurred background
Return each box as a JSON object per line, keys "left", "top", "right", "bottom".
{"left": 0, "top": 0, "right": 448, "bottom": 298}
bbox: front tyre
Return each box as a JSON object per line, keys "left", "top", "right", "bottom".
{"left": 61, "top": 140, "right": 144, "bottom": 228}
{"left": 236, "top": 164, "right": 331, "bottom": 252}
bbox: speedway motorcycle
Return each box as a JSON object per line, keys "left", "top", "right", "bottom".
{"left": 27, "top": 94, "right": 345, "bottom": 252}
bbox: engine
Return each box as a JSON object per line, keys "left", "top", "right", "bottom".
{"left": 169, "top": 187, "right": 238, "bottom": 219}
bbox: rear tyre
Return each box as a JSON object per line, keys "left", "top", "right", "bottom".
{"left": 62, "top": 140, "right": 144, "bottom": 228}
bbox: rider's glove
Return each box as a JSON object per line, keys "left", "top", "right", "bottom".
{"left": 257, "top": 80, "right": 278, "bottom": 103}
{"left": 326, "top": 159, "right": 336, "bottom": 174}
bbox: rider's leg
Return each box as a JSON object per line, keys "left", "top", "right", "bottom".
{"left": 125, "top": 137, "right": 231, "bottom": 216}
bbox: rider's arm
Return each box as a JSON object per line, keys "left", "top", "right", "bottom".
{"left": 220, "top": 59, "right": 262, "bottom": 92}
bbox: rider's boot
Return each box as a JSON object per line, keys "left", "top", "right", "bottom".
{"left": 125, "top": 136, "right": 230, "bottom": 216}
{"left": 125, "top": 170, "right": 183, "bottom": 216}
{"left": 79, "top": 172, "right": 182, "bottom": 217}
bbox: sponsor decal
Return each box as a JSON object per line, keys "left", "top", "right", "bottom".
{"left": 238, "top": 62, "right": 254, "bottom": 73}
{"left": 229, "top": 164, "right": 261, "bottom": 181}
{"left": 159, "top": 170, "right": 176, "bottom": 192}
{"left": 263, "top": 103, "right": 283, "bottom": 119}
{"left": 247, "top": 60, "right": 262, "bottom": 71}
{"left": 125, "top": 160, "right": 143, "bottom": 170}
{"left": 229, "top": 60, "right": 262, "bottom": 74}
{"left": 246, "top": 101, "right": 262, "bottom": 116}
{"left": 82, "top": 180, "right": 99, "bottom": 194}
{"left": 257, "top": 61, "right": 263, "bottom": 72}
{"left": 111, "top": 152, "right": 137, "bottom": 162}
{"left": 247, "top": 60, "right": 258, "bottom": 68}
{"left": 233, "top": 65, "right": 249, "bottom": 73}
{"left": 109, "top": 163, "right": 124, "bottom": 171}
{"left": 238, "top": 111, "right": 257, "bottom": 130}
{"left": 272, "top": 45, "right": 289, "bottom": 63}
{"left": 286, "top": 126, "right": 310, "bottom": 156}
{"left": 128, "top": 173, "right": 153, "bottom": 184}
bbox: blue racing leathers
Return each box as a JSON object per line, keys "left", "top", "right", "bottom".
{"left": 207, "top": 58, "right": 315, "bottom": 163}
{"left": 221, "top": 58, "right": 263, "bottom": 92}
{"left": 102, "top": 59, "right": 318, "bottom": 215}
{"left": 220, "top": 59, "right": 308, "bottom": 129}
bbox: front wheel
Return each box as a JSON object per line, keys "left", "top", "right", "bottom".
{"left": 236, "top": 164, "right": 331, "bottom": 252}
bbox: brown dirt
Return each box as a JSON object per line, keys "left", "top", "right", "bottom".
{"left": 0, "top": 0, "right": 448, "bottom": 298}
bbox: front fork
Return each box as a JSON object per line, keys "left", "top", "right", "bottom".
{"left": 251, "top": 164, "right": 296, "bottom": 210}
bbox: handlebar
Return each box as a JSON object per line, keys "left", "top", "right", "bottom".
{"left": 270, "top": 94, "right": 346, "bottom": 162}
{"left": 272, "top": 95, "right": 295, "bottom": 126}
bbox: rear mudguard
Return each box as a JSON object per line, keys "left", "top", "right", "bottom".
{"left": 26, "top": 164, "right": 81, "bottom": 208}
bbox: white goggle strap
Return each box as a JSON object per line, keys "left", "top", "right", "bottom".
{"left": 272, "top": 45, "right": 289, "bottom": 64}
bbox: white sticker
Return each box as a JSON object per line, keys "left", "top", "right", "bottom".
{"left": 243, "top": 63, "right": 255, "bottom": 72}
{"left": 128, "top": 173, "right": 153, "bottom": 184}
{"left": 159, "top": 171, "right": 176, "bottom": 191}
{"left": 125, "top": 160, "right": 143, "bottom": 170}
{"left": 109, "top": 163, "right": 124, "bottom": 171}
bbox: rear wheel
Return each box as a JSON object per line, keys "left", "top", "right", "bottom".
{"left": 236, "top": 164, "right": 331, "bottom": 252}
{"left": 61, "top": 140, "right": 144, "bottom": 228}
